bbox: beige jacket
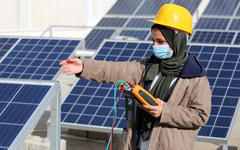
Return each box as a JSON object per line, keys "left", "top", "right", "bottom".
{"left": 79, "top": 58, "right": 212, "bottom": 150}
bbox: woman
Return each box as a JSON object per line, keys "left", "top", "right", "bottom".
{"left": 60, "top": 4, "right": 211, "bottom": 150}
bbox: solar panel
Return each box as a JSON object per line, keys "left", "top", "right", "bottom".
{"left": 61, "top": 40, "right": 153, "bottom": 133}
{"left": 62, "top": 40, "right": 240, "bottom": 144}
{"left": 126, "top": 18, "right": 153, "bottom": 28}
{"left": 0, "top": 79, "right": 59, "bottom": 150}
{"left": 136, "top": 0, "right": 173, "bottom": 15}
{"left": 173, "top": 0, "right": 202, "bottom": 14}
{"left": 96, "top": 17, "right": 128, "bottom": 27}
{"left": 107, "top": 0, "right": 141, "bottom": 15}
{"left": 233, "top": 33, "right": 240, "bottom": 44}
{"left": 85, "top": 29, "right": 115, "bottom": 50}
{"left": 194, "top": 18, "right": 230, "bottom": 30}
{"left": 190, "top": 31, "right": 235, "bottom": 44}
{"left": 0, "top": 37, "right": 81, "bottom": 80}
{"left": 0, "top": 38, "right": 18, "bottom": 61}
{"left": 119, "top": 30, "right": 150, "bottom": 40}
{"left": 203, "top": 0, "right": 239, "bottom": 16}
{"left": 187, "top": 44, "right": 240, "bottom": 143}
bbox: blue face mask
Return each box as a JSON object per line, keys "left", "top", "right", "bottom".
{"left": 152, "top": 45, "right": 173, "bottom": 59}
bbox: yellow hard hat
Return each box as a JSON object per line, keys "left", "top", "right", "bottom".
{"left": 147, "top": 4, "right": 192, "bottom": 34}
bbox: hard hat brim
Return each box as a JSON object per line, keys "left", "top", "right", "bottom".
{"left": 146, "top": 19, "right": 192, "bottom": 34}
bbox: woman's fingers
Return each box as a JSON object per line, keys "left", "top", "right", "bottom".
{"left": 60, "top": 58, "right": 83, "bottom": 74}
{"left": 59, "top": 60, "right": 67, "bottom": 65}
{"left": 60, "top": 58, "right": 80, "bottom": 65}
{"left": 67, "top": 58, "right": 80, "bottom": 63}
{"left": 61, "top": 65, "right": 72, "bottom": 73}
{"left": 141, "top": 99, "right": 163, "bottom": 118}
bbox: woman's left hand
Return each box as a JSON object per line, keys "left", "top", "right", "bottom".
{"left": 141, "top": 98, "right": 163, "bottom": 118}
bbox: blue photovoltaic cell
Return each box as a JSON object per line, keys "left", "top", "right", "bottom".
{"left": 136, "top": 0, "right": 172, "bottom": 15}
{"left": 85, "top": 29, "right": 115, "bottom": 50}
{"left": 0, "top": 38, "right": 18, "bottom": 60}
{"left": 173, "top": 0, "right": 201, "bottom": 14}
{"left": 194, "top": 18, "right": 230, "bottom": 30}
{"left": 147, "top": 34, "right": 153, "bottom": 41}
{"left": 203, "top": 0, "right": 239, "bottom": 16}
{"left": 120, "top": 30, "right": 150, "bottom": 40}
{"left": 107, "top": 0, "right": 141, "bottom": 15}
{"left": 235, "top": 6, "right": 240, "bottom": 16}
{"left": 234, "top": 33, "right": 240, "bottom": 44}
{"left": 126, "top": 18, "right": 153, "bottom": 28}
{"left": 187, "top": 45, "right": 240, "bottom": 140}
{"left": 96, "top": 18, "right": 128, "bottom": 27}
{"left": 0, "top": 38, "right": 81, "bottom": 80}
{"left": 191, "top": 31, "right": 235, "bottom": 44}
{"left": 0, "top": 83, "right": 50, "bottom": 149}
{"left": 229, "top": 19, "right": 240, "bottom": 30}
{"left": 61, "top": 41, "right": 153, "bottom": 130}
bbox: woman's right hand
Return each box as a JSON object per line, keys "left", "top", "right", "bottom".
{"left": 59, "top": 58, "right": 83, "bottom": 75}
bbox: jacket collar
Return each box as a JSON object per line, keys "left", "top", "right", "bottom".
{"left": 180, "top": 53, "right": 206, "bottom": 78}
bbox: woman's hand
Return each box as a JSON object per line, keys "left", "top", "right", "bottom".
{"left": 59, "top": 58, "right": 83, "bottom": 75}
{"left": 141, "top": 98, "right": 163, "bottom": 118}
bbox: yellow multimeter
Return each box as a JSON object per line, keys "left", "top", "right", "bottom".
{"left": 132, "top": 85, "right": 159, "bottom": 106}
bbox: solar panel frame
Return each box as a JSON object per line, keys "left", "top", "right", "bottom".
{"left": 0, "top": 36, "right": 83, "bottom": 80}
{"left": 0, "top": 78, "right": 60, "bottom": 150}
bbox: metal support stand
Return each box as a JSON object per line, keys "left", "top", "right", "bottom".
{"left": 47, "top": 84, "right": 61, "bottom": 150}
{"left": 222, "top": 144, "right": 228, "bottom": 150}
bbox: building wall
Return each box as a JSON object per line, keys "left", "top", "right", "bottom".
{"left": 0, "top": 0, "right": 18, "bottom": 29}
{"left": 0, "top": 0, "right": 116, "bottom": 29}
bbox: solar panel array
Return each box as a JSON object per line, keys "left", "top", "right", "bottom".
{"left": 191, "top": 0, "right": 240, "bottom": 44}
{"left": 85, "top": 0, "right": 202, "bottom": 50}
{"left": 0, "top": 80, "right": 57, "bottom": 150}
{"left": 0, "top": 37, "right": 81, "bottom": 80}
{"left": 107, "top": 0, "right": 201, "bottom": 16}
{"left": 61, "top": 40, "right": 240, "bottom": 144}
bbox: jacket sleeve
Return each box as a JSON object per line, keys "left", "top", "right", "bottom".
{"left": 77, "top": 59, "right": 147, "bottom": 85}
{"left": 159, "top": 76, "right": 212, "bottom": 128}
